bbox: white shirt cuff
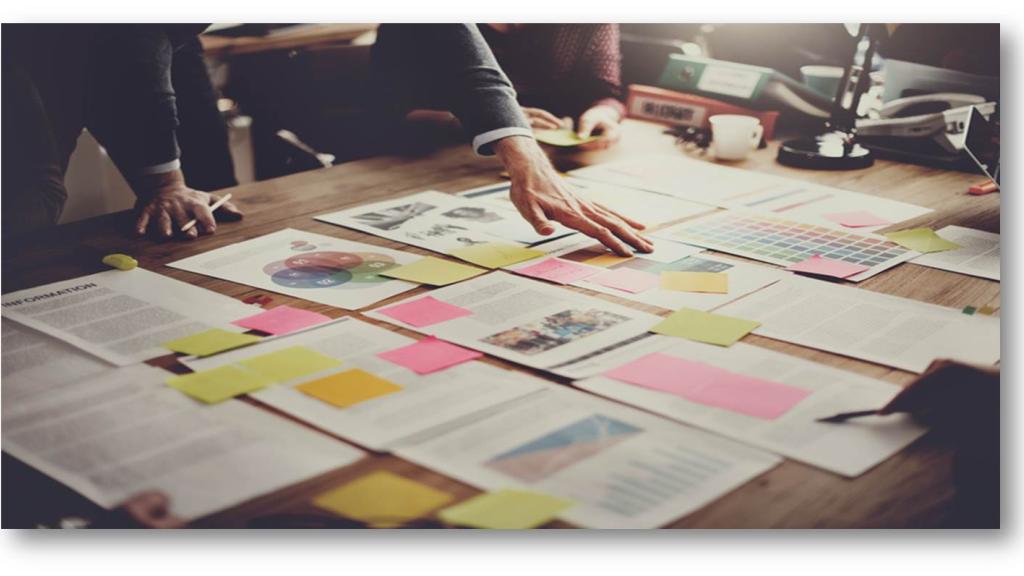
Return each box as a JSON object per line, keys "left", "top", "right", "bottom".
{"left": 137, "top": 159, "right": 181, "bottom": 176}
{"left": 473, "top": 127, "right": 534, "bottom": 156}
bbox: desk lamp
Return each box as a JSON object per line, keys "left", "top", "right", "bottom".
{"left": 777, "top": 24, "right": 886, "bottom": 169}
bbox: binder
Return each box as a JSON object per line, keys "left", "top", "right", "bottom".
{"left": 626, "top": 84, "right": 780, "bottom": 140}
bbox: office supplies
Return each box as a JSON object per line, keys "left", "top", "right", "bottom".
{"left": 625, "top": 84, "right": 779, "bottom": 139}
{"left": 449, "top": 242, "right": 545, "bottom": 269}
{"left": 166, "top": 365, "right": 275, "bottom": 403}
{"left": 312, "top": 471, "right": 453, "bottom": 528}
{"left": 660, "top": 271, "right": 729, "bottom": 293}
{"left": 587, "top": 267, "right": 660, "bottom": 294}
{"left": 101, "top": 253, "right": 138, "bottom": 270}
{"left": 168, "top": 229, "right": 421, "bottom": 310}
{"left": 884, "top": 228, "right": 962, "bottom": 253}
{"left": 908, "top": 226, "right": 999, "bottom": 280}
{"left": 380, "top": 256, "right": 486, "bottom": 286}
{"left": 962, "top": 105, "right": 1000, "bottom": 188}
{"left": 378, "top": 337, "right": 483, "bottom": 375}
{"left": 786, "top": 255, "right": 869, "bottom": 279}
{"left": 163, "top": 328, "right": 262, "bottom": 357}
{"left": 969, "top": 180, "right": 999, "bottom": 195}
{"left": 438, "top": 490, "right": 574, "bottom": 529}
{"left": 656, "top": 211, "right": 918, "bottom": 281}
{"left": 534, "top": 128, "right": 601, "bottom": 147}
{"left": 513, "top": 258, "right": 601, "bottom": 285}
{"left": 232, "top": 305, "right": 332, "bottom": 335}
{"left": 297, "top": 368, "right": 403, "bottom": 408}
{"left": 823, "top": 211, "right": 892, "bottom": 228}
{"left": 237, "top": 346, "right": 342, "bottom": 382}
{"left": 815, "top": 409, "right": 880, "bottom": 423}
{"left": 181, "top": 193, "right": 232, "bottom": 233}
{"left": 649, "top": 307, "right": 759, "bottom": 346}
{"left": 375, "top": 295, "right": 474, "bottom": 327}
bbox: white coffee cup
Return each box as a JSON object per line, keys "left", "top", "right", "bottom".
{"left": 709, "top": 115, "right": 764, "bottom": 161}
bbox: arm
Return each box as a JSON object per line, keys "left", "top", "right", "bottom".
{"left": 574, "top": 25, "right": 627, "bottom": 145}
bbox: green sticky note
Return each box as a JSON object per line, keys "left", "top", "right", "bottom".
{"left": 450, "top": 242, "right": 545, "bottom": 269}
{"left": 163, "top": 328, "right": 261, "bottom": 357}
{"left": 962, "top": 305, "right": 977, "bottom": 315}
{"left": 166, "top": 365, "right": 273, "bottom": 404}
{"left": 884, "top": 228, "right": 962, "bottom": 253}
{"left": 438, "top": 490, "right": 574, "bottom": 529}
{"left": 380, "top": 256, "right": 487, "bottom": 286}
{"left": 534, "top": 129, "right": 601, "bottom": 147}
{"left": 650, "top": 307, "right": 760, "bottom": 346}
{"left": 237, "top": 346, "right": 342, "bottom": 382}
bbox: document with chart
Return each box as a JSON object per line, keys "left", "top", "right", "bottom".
{"left": 181, "top": 318, "right": 545, "bottom": 451}
{"left": 575, "top": 339, "right": 928, "bottom": 477}
{"left": 168, "top": 228, "right": 421, "bottom": 310}
{"left": 394, "top": 384, "right": 781, "bottom": 528}
{"left": 365, "top": 272, "right": 663, "bottom": 378}
{"left": 715, "top": 276, "right": 1001, "bottom": 373}
{"left": 2, "top": 363, "right": 364, "bottom": 520}
{"left": 909, "top": 225, "right": 1000, "bottom": 281}
{"left": 1, "top": 268, "right": 259, "bottom": 366}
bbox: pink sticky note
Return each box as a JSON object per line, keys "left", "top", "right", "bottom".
{"left": 823, "top": 211, "right": 892, "bottom": 228}
{"left": 376, "top": 296, "right": 473, "bottom": 328}
{"left": 786, "top": 255, "right": 869, "bottom": 279}
{"left": 232, "top": 305, "right": 331, "bottom": 335}
{"left": 515, "top": 258, "right": 600, "bottom": 284}
{"left": 588, "top": 267, "right": 659, "bottom": 294}
{"left": 377, "top": 336, "right": 483, "bottom": 375}
{"left": 605, "top": 353, "right": 811, "bottom": 420}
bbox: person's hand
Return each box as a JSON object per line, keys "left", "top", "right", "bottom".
{"left": 101, "top": 491, "right": 186, "bottom": 528}
{"left": 522, "top": 107, "right": 572, "bottom": 131}
{"left": 576, "top": 105, "right": 623, "bottom": 150}
{"left": 879, "top": 359, "right": 999, "bottom": 428}
{"left": 132, "top": 170, "right": 242, "bottom": 240}
{"left": 493, "top": 135, "right": 652, "bottom": 256}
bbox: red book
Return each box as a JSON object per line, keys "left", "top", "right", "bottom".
{"left": 626, "top": 84, "right": 779, "bottom": 140}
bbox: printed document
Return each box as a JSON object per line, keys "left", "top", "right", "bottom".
{"left": 910, "top": 225, "right": 1000, "bottom": 281}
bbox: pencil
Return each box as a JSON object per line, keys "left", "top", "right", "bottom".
{"left": 181, "top": 193, "right": 232, "bottom": 233}
{"left": 815, "top": 409, "right": 880, "bottom": 424}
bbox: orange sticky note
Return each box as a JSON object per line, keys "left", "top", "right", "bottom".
{"left": 296, "top": 368, "right": 402, "bottom": 408}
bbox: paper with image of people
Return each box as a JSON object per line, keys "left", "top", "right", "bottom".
{"left": 316, "top": 190, "right": 574, "bottom": 254}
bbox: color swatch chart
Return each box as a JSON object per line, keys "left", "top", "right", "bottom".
{"left": 659, "top": 211, "right": 917, "bottom": 282}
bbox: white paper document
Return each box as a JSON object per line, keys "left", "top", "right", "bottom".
{"left": 181, "top": 318, "right": 546, "bottom": 451}
{"left": 571, "top": 154, "right": 932, "bottom": 230}
{"left": 167, "top": 228, "right": 421, "bottom": 310}
{"left": 910, "top": 225, "right": 1000, "bottom": 281}
{"left": 316, "top": 190, "right": 573, "bottom": 252}
{"left": 365, "top": 272, "right": 664, "bottom": 378}
{"left": 1, "top": 364, "right": 364, "bottom": 520}
{"left": 394, "top": 384, "right": 781, "bottom": 528}
{"left": 716, "top": 276, "right": 1001, "bottom": 373}
{"left": 459, "top": 178, "right": 715, "bottom": 229}
{"left": 516, "top": 235, "right": 786, "bottom": 312}
{"left": 1, "top": 269, "right": 258, "bottom": 366}
{"left": 575, "top": 339, "right": 928, "bottom": 477}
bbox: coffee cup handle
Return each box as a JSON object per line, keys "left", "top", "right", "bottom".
{"left": 751, "top": 124, "right": 764, "bottom": 148}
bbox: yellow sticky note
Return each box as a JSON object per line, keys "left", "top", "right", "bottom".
{"left": 884, "top": 228, "right": 962, "bottom": 253}
{"left": 238, "top": 346, "right": 342, "bottom": 383}
{"left": 313, "top": 470, "right": 453, "bottom": 527}
{"left": 650, "top": 307, "right": 760, "bottom": 346}
{"left": 380, "top": 256, "right": 486, "bottom": 286}
{"left": 534, "top": 129, "right": 601, "bottom": 147}
{"left": 438, "top": 490, "right": 574, "bottom": 529}
{"left": 296, "top": 368, "right": 402, "bottom": 408}
{"left": 166, "top": 365, "right": 273, "bottom": 404}
{"left": 660, "top": 271, "right": 729, "bottom": 294}
{"left": 583, "top": 253, "right": 634, "bottom": 268}
{"left": 163, "top": 329, "right": 261, "bottom": 357}
{"left": 450, "top": 242, "right": 545, "bottom": 269}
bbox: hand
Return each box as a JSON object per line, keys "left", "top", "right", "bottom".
{"left": 132, "top": 170, "right": 242, "bottom": 240}
{"left": 879, "top": 359, "right": 999, "bottom": 428}
{"left": 576, "top": 105, "right": 623, "bottom": 150}
{"left": 522, "top": 107, "right": 572, "bottom": 131}
{"left": 493, "top": 136, "right": 652, "bottom": 256}
{"left": 102, "top": 491, "right": 186, "bottom": 528}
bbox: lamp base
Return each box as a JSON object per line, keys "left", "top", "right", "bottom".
{"left": 777, "top": 131, "right": 874, "bottom": 170}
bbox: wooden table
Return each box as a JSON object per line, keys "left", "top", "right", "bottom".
{"left": 2, "top": 119, "right": 1000, "bottom": 528}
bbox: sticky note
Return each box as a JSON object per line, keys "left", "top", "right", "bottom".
{"left": 884, "top": 228, "right": 962, "bottom": 253}
{"left": 605, "top": 353, "right": 811, "bottom": 419}
{"left": 588, "top": 267, "right": 659, "bottom": 294}
{"left": 312, "top": 470, "right": 453, "bottom": 528}
{"left": 166, "top": 365, "right": 273, "bottom": 404}
{"left": 962, "top": 305, "right": 977, "bottom": 315}
{"left": 823, "top": 211, "right": 892, "bottom": 228}
{"left": 163, "top": 329, "right": 261, "bottom": 357}
{"left": 660, "top": 271, "right": 729, "bottom": 293}
{"left": 238, "top": 346, "right": 342, "bottom": 382}
{"left": 978, "top": 306, "right": 996, "bottom": 316}
{"left": 380, "top": 256, "right": 486, "bottom": 286}
{"left": 232, "top": 305, "right": 331, "bottom": 335}
{"left": 786, "top": 255, "right": 869, "bottom": 279}
{"left": 515, "top": 258, "right": 600, "bottom": 284}
{"left": 376, "top": 296, "right": 473, "bottom": 327}
{"left": 583, "top": 253, "right": 634, "bottom": 268}
{"left": 450, "top": 242, "right": 545, "bottom": 269}
{"left": 438, "top": 490, "right": 574, "bottom": 529}
{"left": 534, "top": 128, "right": 601, "bottom": 147}
{"left": 650, "top": 307, "right": 759, "bottom": 346}
{"left": 102, "top": 253, "right": 138, "bottom": 271}
{"left": 296, "top": 368, "right": 402, "bottom": 408}
{"left": 377, "top": 337, "right": 482, "bottom": 375}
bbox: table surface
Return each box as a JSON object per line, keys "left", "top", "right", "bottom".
{"left": 2, "top": 119, "right": 1000, "bottom": 528}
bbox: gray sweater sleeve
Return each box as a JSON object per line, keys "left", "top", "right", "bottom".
{"left": 370, "top": 24, "right": 532, "bottom": 155}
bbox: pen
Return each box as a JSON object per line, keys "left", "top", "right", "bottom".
{"left": 181, "top": 193, "right": 232, "bottom": 233}
{"left": 815, "top": 409, "right": 881, "bottom": 424}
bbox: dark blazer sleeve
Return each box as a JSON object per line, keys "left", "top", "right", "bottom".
{"left": 370, "top": 24, "right": 531, "bottom": 155}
